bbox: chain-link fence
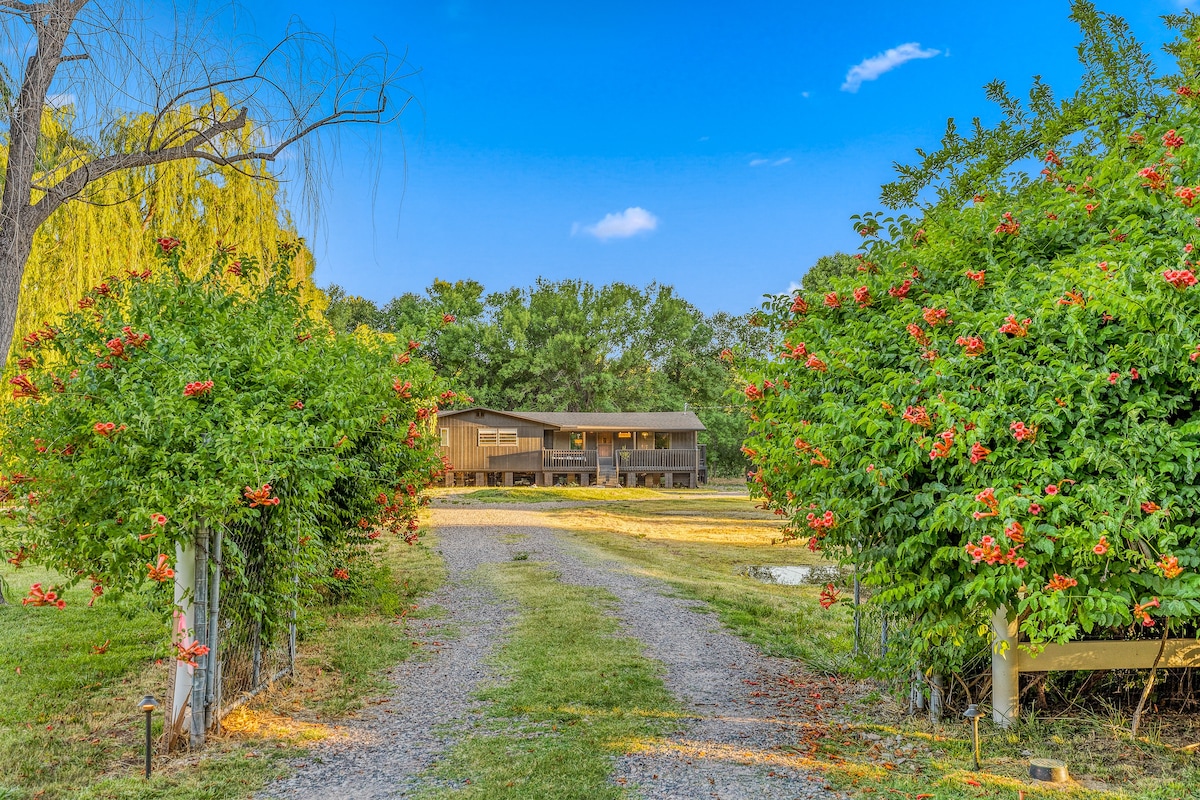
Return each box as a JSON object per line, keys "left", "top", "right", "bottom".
{"left": 165, "top": 525, "right": 296, "bottom": 750}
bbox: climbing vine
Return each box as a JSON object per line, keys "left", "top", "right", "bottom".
{"left": 0, "top": 240, "right": 445, "bottom": 627}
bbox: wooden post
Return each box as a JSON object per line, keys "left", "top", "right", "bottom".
{"left": 992, "top": 606, "right": 1019, "bottom": 728}
{"left": 503, "top": 472, "right": 513, "bottom": 487}
{"left": 444, "top": 471, "right": 454, "bottom": 488}
{"left": 664, "top": 472, "right": 673, "bottom": 488}
{"left": 543, "top": 471, "right": 553, "bottom": 486}
{"left": 169, "top": 538, "right": 197, "bottom": 749}
{"left": 475, "top": 471, "right": 486, "bottom": 487}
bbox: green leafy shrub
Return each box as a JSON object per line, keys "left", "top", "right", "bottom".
{"left": 0, "top": 240, "right": 445, "bottom": 631}
{"left": 740, "top": 16, "right": 1200, "bottom": 672}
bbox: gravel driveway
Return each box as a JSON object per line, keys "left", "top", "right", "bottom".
{"left": 256, "top": 502, "right": 843, "bottom": 800}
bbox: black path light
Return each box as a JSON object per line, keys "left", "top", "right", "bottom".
{"left": 138, "top": 695, "right": 159, "bottom": 779}
{"left": 963, "top": 703, "right": 985, "bottom": 771}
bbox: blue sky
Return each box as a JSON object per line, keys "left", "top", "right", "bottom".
{"left": 236, "top": 1, "right": 1188, "bottom": 314}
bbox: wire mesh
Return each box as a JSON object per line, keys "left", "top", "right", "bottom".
{"left": 202, "top": 524, "right": 296, "bottom": 728}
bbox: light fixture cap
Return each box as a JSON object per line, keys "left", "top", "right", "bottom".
{"left": 139, "top": 694, "right": 159, "bottom": 712}
{"left": 962, "top": 703, "right": 985, "bottom": 719}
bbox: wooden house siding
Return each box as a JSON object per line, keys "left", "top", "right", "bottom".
{"left": 439, "top": 411, "right": 543, "bottom": 472}
{"left": 437, "top": 407, "right": 707, "bottom": 485}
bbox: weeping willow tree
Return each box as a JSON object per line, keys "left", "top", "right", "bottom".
{"left": 9, "top": 104, "right": 322, "bottom": 355}
{"left": 0, "top": 0, "right": 406, "bottom": 369}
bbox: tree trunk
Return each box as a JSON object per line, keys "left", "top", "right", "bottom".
{"left": 0, "top": 221, "right": 37, "bottom": 371}
{"left": 0, "top": 0, "right": 88, "bottom": 369}
{"left": 0, "top": 234, "right": 36, "bottom": 592}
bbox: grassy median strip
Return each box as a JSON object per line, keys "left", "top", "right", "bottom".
{"left": 423, "top": 560, "right": 680, "bottom": 800}
{"left": 0, "top": 530, "right": 444, "bottom": 800}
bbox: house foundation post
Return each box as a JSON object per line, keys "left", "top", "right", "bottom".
{"left": 503, "top": 472, "right": 513, "bottom": 487}
{"left": 444, "top": 472, "right": 454, "bottom": 488}
{"left": 475, "top": 472, "right": 486, "bottom": 487}
{"left": 543, "top": 472, "right": 553, "bottom": 486}
{"left": 664, "top": 472, "right": 673, "bottom": 489}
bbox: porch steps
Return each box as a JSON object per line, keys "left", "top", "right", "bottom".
{"left": 596, "top": 466, "right": 620, "bottom": 488}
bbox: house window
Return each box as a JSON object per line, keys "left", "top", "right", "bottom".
{"left": 569, "top": 431, "right": 585, "bottom": 451}
{"left": 478, "top": 428, "right": 518, "bottom": 446}
{"left": 440, "top": 428, "right": 450, "bottom": 447}
{"left": 654, "top": 433, "right": 671, "bottom": 449}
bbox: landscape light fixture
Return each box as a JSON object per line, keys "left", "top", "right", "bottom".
{"left": 962, "top": 703, "right": 985, "bottom": 771}
{"left": 138, "top": 695, "right": 158, "bottom": 779}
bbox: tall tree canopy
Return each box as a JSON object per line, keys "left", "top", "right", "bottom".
{"left": 12, "top": 110, "right": 319, "bottom": 356}
{"left": 326, "top": 277, "right": 764, "bottom": 477}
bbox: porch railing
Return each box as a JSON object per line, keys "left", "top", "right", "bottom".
{"left": 541, "top": 449, "right": 699, "bottom": 471}
{"left": 618, "top": 449, "right": 698, "bottom": 470}
{"left": 543, "top": 449, "right": 597, "bottom": 469}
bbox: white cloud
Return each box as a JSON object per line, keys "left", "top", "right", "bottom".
{"left": 46, "top": 92, "right": 76, "bottom": 107}
{"left": 750, "top": 157, "right": 791, "bottom": 167}
{"left": 575, "top": 207, "right": 659, "bottom": 240}
{"left": 841, "top": 42, "right": 941, "bottom": 93}
{"left": 787, "top": 281, "right": 802, "bottom": 293}
{"left": 801, "top": 91, "right": 810, "bottom": 98}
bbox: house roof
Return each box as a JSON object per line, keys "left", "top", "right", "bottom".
{"left": 438, "top": 407, "right": 706, "bottom": 432}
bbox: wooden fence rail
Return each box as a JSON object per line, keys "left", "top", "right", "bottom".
{"left": 991, "top": 607, "right": 1200, "bottom": 727}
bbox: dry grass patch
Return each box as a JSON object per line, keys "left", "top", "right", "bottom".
{"left": 546, "top": 496, "right": 854, "bottom": 668}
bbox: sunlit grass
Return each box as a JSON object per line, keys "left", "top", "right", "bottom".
{"left": 433, "top": 486, "right": 669, "bottom": 503}
{"left": 549, "top": 497, "right": 855, "bottom": 667}
{"left": 536, "top": 495, "right": 1200, "bottom": 798}
{"left": 0, "top": 527, "right": 445, "bottom": 799}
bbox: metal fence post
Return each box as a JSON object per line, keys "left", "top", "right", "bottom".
{"left": 929, "top": 672, "right": 944, "bottom": 723}
{"left": 204, "top": 526, "right": 221, "bottom": 733}
{"left": 852, "top": 570, "right": 862, "bottom": 656}
{"left": 190, "top": 527, "right": 210, "bottom": 749}
{"left": 289, "top": 552, "right": 298, "bottom": 676}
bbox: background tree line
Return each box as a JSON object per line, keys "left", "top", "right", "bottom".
{"left": 324, "top": 277, "right": 785, "bottom": 477}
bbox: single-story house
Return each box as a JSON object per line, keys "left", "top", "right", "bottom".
{"left": 437, "top": 407, "right": 707, "bottom": 488}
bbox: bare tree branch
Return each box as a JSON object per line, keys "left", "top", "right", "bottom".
{"left": 0, "top": 0, "right": 416, "bottom": 379}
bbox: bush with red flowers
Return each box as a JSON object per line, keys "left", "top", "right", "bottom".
{"left": 0, "top": 242, "right": 443, "bottom": 625}
{"left": 738, "top": 31, "right": 1200, "bottom": 673}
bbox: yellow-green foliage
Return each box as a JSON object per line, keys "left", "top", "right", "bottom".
{"left": 11, "top": 105, "right": 321, "bottom": 359}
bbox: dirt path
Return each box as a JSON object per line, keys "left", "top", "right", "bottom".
{"left": 257, "top": 503, "right": 842, "bottom": 799}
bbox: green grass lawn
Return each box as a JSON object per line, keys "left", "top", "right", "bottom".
{"left": 0, "top": 528, "right": 445, "bottom": 800}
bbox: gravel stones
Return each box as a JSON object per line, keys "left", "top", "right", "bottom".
{"left": 254, "top": 512, "right": 516, "bottom": 800}
{"left": 256, "top": 502, "right": 843, "bottom": 799}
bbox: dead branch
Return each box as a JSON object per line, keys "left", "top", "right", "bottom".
{"left": 1131, "top": 622, "right": 1171, "bottom": 737}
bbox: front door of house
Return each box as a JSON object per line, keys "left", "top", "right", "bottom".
{"left": 597, "top": 434, "right": 612, "bottom": 459}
